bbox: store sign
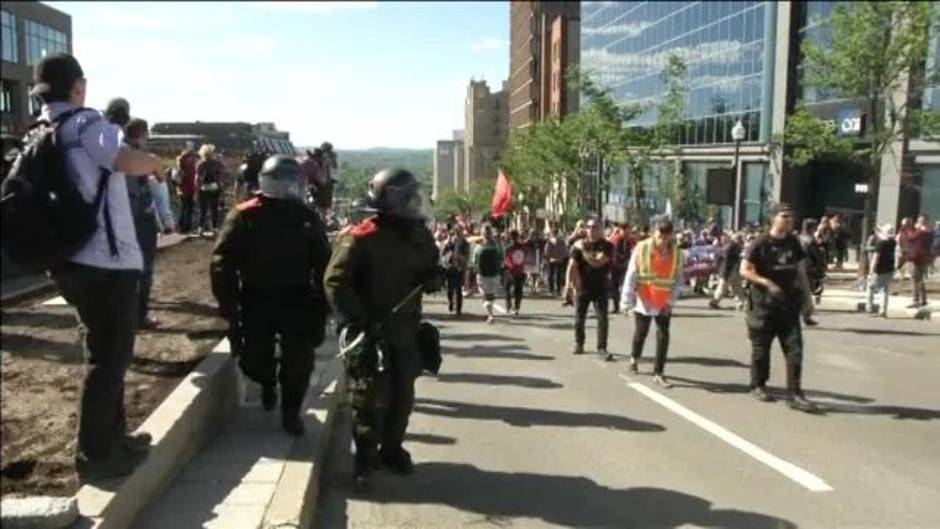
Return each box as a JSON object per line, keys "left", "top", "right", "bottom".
{"left": 836, "top": 108, "right": 864, "bottom": 136}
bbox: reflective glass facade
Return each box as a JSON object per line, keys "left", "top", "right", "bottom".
{"left": 1, "top": 10, "right": 16, "bottom": 63}
{"left": 581, "top": 1, "right": 770, "bottom": 145}
{"left": 25, "top": 19, "right": 67, "bottom": 65}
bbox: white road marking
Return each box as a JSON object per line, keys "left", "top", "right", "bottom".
{"left": 42, "top": 295, "right": 67, "bottom": 306}
{"left": 619, "top": 374, "right": 833, "bottom": 492}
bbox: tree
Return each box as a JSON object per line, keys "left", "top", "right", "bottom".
{"left": 781, "top": 1, "right": 940, "bottom": 274}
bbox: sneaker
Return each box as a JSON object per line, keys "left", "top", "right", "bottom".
{"left": 751, "top": 386, "right": 774, "bottom": 402}
{"left": 601, "top": 350, "right": 615, "bottom": 362}
{"left": 906, "top": 302, "right": 921, "bottom": 309}
{"left": 572, "top": 344, "right": 584, "bottom": 355}
{"left": 282, "top": 412, "right": 305, "bottom": 436}
{"left": 139, "top": 316, "right": 161, "bottom": 330}
{"left": 628, "top": 357, "right": 638, "bottom": 373}
{"left": 261, "top": 384, "right": 277, "bottom": 412}
{"left": 485, "top": 315, "right": 494, "bottom": 325}
{"left": 708, "top": 299, "right": 720, "bottom": 309}
{"left": 512, "top": 309, "right": 520, "bottom": 317}
{"left": 652, "top": 374, "right": 672, "bottom": 389}
{"left": 788, "top": 393, "right": 817, "bottom": 413}
{"left": 379, "top": 447, "right": 414, "bottom": 475}
{"left": 76, "top": 449, "right": 146, "bottom": 483}
{"left": 803, "top": 316, "right": 819, "bottom": 327}
{"left": 115, "top": 432, "right": 152, "bottom": 455}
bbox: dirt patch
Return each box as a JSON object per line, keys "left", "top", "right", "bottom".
{"left": 1, "top": 238, "right": 226, "bottom": 498}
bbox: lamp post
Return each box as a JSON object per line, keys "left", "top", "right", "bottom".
{"left": 730, "top": 119, "right": 746, "bottom": 230}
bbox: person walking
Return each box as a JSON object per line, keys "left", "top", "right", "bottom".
{"left": 195, "top": 144, "right": 224, "bottom": 237}
{"left": 621, "top": 217, "right": 684, "bottom": 388}
{"left": 570, "top": 218, "right": 615, "bottom": 359}
{"left": 908, "top": 215, "right": 933, "bottom": 308}
{"left": 710, "top": 231, "right": 746, "bottom": 310}
{"left": 176, "top": 145, "right": 198, "bottom": 234}
{"left": 544, "top": 227, "right": 568, "bottom": 297}
{"left": 442, "top": 227, "right": 470, "bottom": 316}
{"left": 740, "top": 203, "right": 816, "bottom": 412}
{"left": 866, "top": 224, "right": 896, "bottom": 317}
{"left": 474, "top": 225, "right": 504, "bottom": 324}
{"left": 608, "top": 223, "right": 632, "bottom": 313}
{"left": 212, "top": 156, "right": 331, "bottom": 435}
{"left": 324, "top": 168, "right": 441, "bottom": 483}
{"left": 33, "top": 53, "right": 165, "bottom": 481}
{"left": 503, "top": 230, "right": 527, "bottom": 316}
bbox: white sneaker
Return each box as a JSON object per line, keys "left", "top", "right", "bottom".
{"left": 485, "top": 316, "right": 494, "bottom": 324}
{"left": 512, "top": 309, "right": 519, "bottom": 317}
{"left": 652, "top": 374, "right": 672, "bottom": 389}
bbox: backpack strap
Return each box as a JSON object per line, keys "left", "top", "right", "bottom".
{"left": 93, "top": 167, "right": 119, "bottom": 258}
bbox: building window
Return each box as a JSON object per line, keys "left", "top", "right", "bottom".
{"left": 1, "top": 81, "right": 13, "bottom": 115}
{"left": 743, "top": 162, "right": 772, "bottom": 225}
{"left": 1, "top": 10, "right": 17, "bottom": 63}
{"left": 26, "top": 20, "right": 67, "bottom": 65}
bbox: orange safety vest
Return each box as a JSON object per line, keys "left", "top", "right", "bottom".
{"left": 635, "top": 238, "right": 682, "bottom": 311}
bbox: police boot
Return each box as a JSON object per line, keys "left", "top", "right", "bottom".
{"left": 261, "top": 384, "right": 277, "bottom": 412}
{"left": 354, "top": 445, "right": 379, "bottom": 485}
{"left": 379, "top": 446, "right": 414, "bottom": 475}
{"left": 786, "top": 363, "right": 817, "bottom": 413}
{"left": 281, "top": 408, "right": 305, "bottom": 436}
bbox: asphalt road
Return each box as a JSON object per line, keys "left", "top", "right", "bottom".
{"left": 315, "top": 293, "right": 940, "bottom": 529}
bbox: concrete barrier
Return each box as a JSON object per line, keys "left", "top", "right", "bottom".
{"left": 70, "top": 340, "right": 238, "bottom": 529}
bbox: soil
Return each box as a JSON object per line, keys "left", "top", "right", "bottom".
{"left": 1, "top": 238, "right": 227, "bottom": 498}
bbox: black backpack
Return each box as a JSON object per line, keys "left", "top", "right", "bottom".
{"left": 0, "top": 107, "right": 114, "bottom": 272}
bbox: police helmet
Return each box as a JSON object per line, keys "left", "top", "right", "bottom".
{"left": 259, "top": 155, "right": 306, "bottom": 202}
{"left": 365, "top": 168, "right": 424, "bottom": 220}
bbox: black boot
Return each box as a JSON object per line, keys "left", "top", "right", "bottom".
{"left": 379, "top": 446, "right": 414, "bottom": 475}
{"left": 354, "top": 445, "right": 379, "bottom": 485}
{"left": 261, "top": 384, "right": 277, "bottom": 412}
{"left": 282, "top": 409, "right": 305, "bottom": 436}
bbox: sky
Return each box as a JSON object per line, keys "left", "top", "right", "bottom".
{"left": 44, "top": 1, "right": 509, "bottom": 149}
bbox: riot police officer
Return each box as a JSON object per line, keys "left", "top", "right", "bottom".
{"left": 211, "top": 155, "right": 331, "bottom": 436}
{"left": 324, "top": 168, "right": 440, "bottom": 483}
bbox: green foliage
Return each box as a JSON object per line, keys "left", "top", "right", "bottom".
{"left": 781, "top": 105, "right": 856, "bottom": 166}
{"left": 430, "top": 178, "right": 497, "bottom": 221}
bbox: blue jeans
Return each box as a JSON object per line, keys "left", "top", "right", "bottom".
{"left": 866, "top": 273, "right": 892, "bottom": 315}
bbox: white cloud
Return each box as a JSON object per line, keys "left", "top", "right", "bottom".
{"left": 583, "top": 21, "right": 653, "bottom": 38}
{"left": 470, "top": 37, "right": 509, "bottom": 53}
{"left": 223, "top": 35, "right": 280, "bottom": 55}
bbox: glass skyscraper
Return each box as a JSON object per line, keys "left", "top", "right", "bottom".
{"left": 582, "top": 1, "right": 772, "bottom": 145}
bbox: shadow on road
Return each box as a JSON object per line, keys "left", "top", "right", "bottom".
{"left": 403, "top": 432, "right": 458, "bottom": 445}
{"left": 359, "top": 463, "right": 797, "bottom": 529}
{"left": 413, "top": 398, "right": 665, "bottom": 432}
{"left": 0, "top": 333, "right": 82, "bottom": 364}
{"left": 151, "top": 300, "right": 220, "bottom": 318}
{"left": 1, "top": 309, "right": 77, "bottom": 330}
{"left": 432, "top": 372, "right": 563, "bottom": 389}
{"left": 668, "top": 356, "right": 749, "bottom": 368}
{"left": 666, "top": 374, "right": 874, "bottom": 403}
{"left": 445, "top": 332, "right": 525, "bottom": 343}
{"left": 807, "top": 326, "right": 940, "bottom": 337}
{"left": 445, "top": 345, "right": 554, "bottom": 361}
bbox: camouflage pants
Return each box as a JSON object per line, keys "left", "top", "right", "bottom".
{"left": 345, "top": 343, "right": 417, "bottom": 455}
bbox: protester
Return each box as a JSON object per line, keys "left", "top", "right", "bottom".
{"left": 34, "top": 53, "right": 165, "bottom": 480}
{"left": 830, "top": 213, "right": 848, "bottom": 269}
{"left": 544, "top": 227, "right": 568, "bottom": 297}
{"left": 908, "top": 215, "right": 932, "bottom": 308}
{"left": 103, "top": 97, "right": 130, "bottom": 128}
{"left": 710, "top": 231, "right": 745, "bottom": 310}
{"left": 150, "top": 171, "right": 176, "bottom": 235}
{"left": 608, "top": 223, "right": 631, "bottom": 313}
{"left": 503, "top": 230, "right": 527, "bottom": 316}
{"left": 195, "top": 144, "right": 224, "bottom": 237}
{"left": 799, "top": 218, "right": 826, "bottom": 308}
{"left": 896, "top": 217, "right": 914, "bottom": 279}
{"left": 176, "top": 144, "right": 198, "bottom": 234}
{"left": 621, "top": 216, "right": 683, "bottom": 388}
{"left": 866, "top": 223, "right": 897, "bottom": 317}
{"left": 123, "top": 118, "right": 162, "bottom": 329}
{"left": 740, "top": 203, "right": 816, "bottom": 412}
{"left": 442, "top": 227, "right": 470, "bottom": 317}
{"left": 473, "top": 225, "right": 504, "bottom": 323}
{"left": 570, "top": 218, "right": 614, "bottom": 360}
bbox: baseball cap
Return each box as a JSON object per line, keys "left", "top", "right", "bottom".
{"left": 31, "top": 53, "right": 84, "bottom": 97}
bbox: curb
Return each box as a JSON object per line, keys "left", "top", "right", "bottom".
{"left": 70, "top": 340, "right": 239, "bottom": 529}
{"left": 262, "top": 350, "right": 346, "bottom": 529}
{"left": 816, "top": 291, "right": 938, "bottom": 323}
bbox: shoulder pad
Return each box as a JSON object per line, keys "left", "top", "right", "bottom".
{"left": 350, "top": 217, "right": 379, "bottom": 239}
{"left": 236, "top": 196, "right": 262, "bottom": 212}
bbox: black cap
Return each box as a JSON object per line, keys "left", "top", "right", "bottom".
{"left": 31, "top": 53, "right": 84, "bottom": 97}
{"left": 104, "top": 97, "right": 130, "bottom": 126}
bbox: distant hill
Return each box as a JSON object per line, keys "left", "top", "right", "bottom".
{"left": 299, "top": 147, "right": 433, "bottom": 200}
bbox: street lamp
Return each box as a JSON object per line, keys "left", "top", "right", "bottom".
{"left": 731, "top": 119, "right": 746, "bottom": 230}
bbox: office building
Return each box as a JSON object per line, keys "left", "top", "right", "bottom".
{"left": 582, "top": 1, "right": 940, "bottom": 233}
{"left": 464, "top": 80, "right": 509, "bottom": 189}
{"left": 509, "top": 1, "right": 580, "bottom": 130}
{"left": 1, "top": 2, "right": 72, "bottom": 135}
{"left": 432, "top": 131, "right": 465, "bottom": 200}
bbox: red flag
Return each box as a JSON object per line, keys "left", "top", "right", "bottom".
{"left": 492, "top": 169, "right": 513, "bottom": 218}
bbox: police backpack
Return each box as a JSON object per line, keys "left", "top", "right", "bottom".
{"left": 0, "top": 108, "right": 112, "bottom": 272}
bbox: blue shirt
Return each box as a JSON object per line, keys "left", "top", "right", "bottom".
{"left": 44, "top": 102, "right": 143, "bottom": 271}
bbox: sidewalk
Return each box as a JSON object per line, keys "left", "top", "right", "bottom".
{"left": 816, "top": 287, "right": 938, "bottom": 321}
{"left": 135, "top": 340, "right": 340, "bottom": 529}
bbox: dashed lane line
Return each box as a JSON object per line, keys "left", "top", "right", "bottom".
{"left": 618, "top": 373, "right": 834, "bottom": 493}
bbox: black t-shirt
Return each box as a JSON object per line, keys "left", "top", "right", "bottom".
{"left": 443, "top": 238, "right": 470, "bottom": 270}
{"left": 571, "top": 239, "right": 614, "bottom": 296}
{"left": 745, "top": 233, "right": 806, "bottom": 312}
{"left": 873, "top": 239, "right": 896, "bottom": 275}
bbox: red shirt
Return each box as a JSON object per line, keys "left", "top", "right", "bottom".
{"left": 910, "top": 229, "right": 933, "bottom": 265}
{"left": 178, "top": 154, "right": 198, "bottom": 196}
{"left": 504, "top": 243, "right": 527, "bottom": 277}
